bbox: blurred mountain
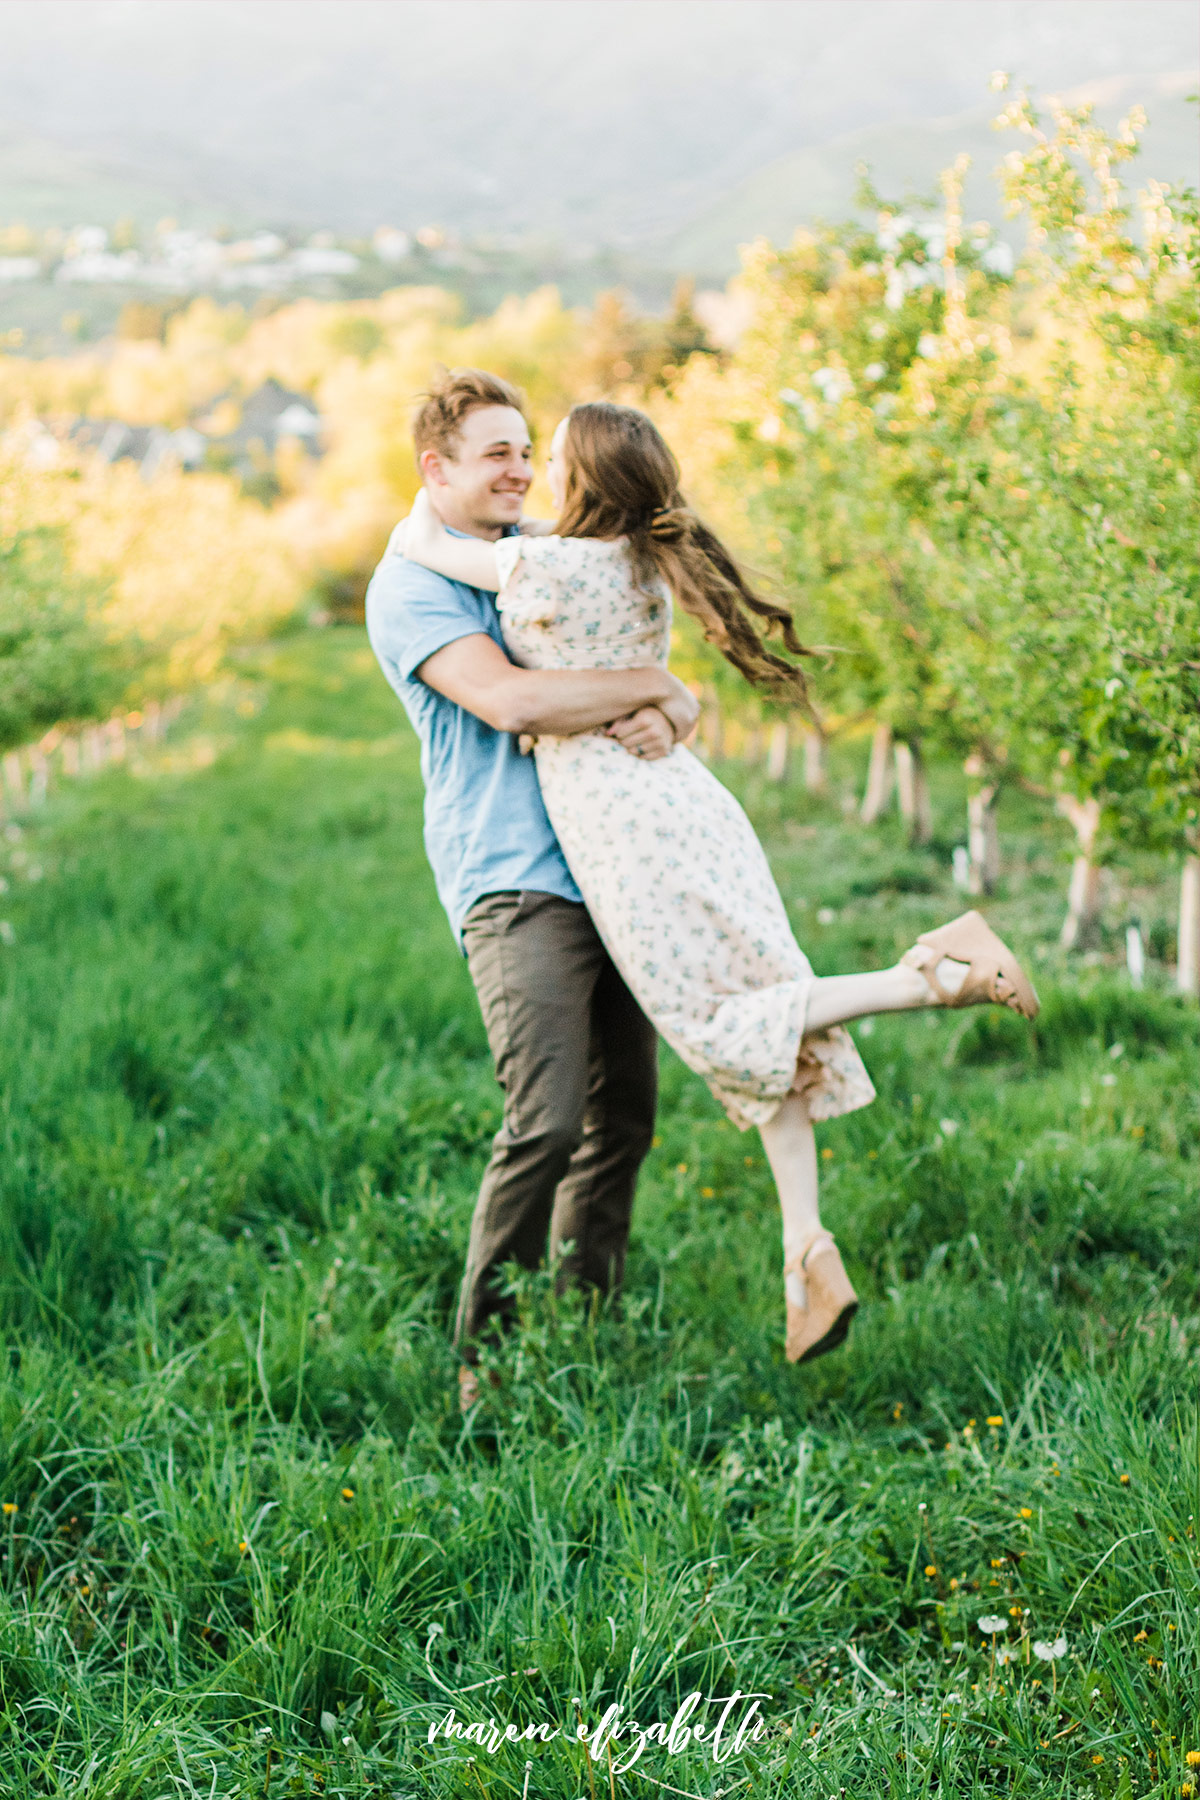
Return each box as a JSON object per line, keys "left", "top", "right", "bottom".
{"left": 0, "top": 0, "right": 1194, "bottom": 261}
{"left": 667, "top": 72, "right": 1199, "bottom": 276}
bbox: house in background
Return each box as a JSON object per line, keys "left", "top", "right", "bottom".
{"left": 66, "top": 418, "right": 209, "bottom": 478}
{"left": 195, "top": 378, "right": 323, "bottom": 476}
{"left": 57, "top": 379, "right": 324, "bottom": 483}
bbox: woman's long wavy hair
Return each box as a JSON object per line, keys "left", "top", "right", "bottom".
{"left": 554, "top": 402, "right": 810, "bottom": 702}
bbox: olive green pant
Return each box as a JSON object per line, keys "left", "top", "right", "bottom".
{"left": 454, "top": 891, "right": 658, "bottom": 1351}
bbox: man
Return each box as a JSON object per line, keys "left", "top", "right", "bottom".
{"left": 365, "top": 368, "right": 698, "bottom": 1404}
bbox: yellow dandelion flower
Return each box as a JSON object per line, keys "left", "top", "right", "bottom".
{"left": 892, "top": 1403, "right": 903, "bottom": 1421}
{"left": 1119, "top": 1473, "right": 1131, "bottom": 1485}
{"left": 1134, "top": 1630, "right": 1148, "bottom": 1642}
{"left": 821, "top": 1147, "right": 834, "bottom": 1160}
{"left": 925, "top": 1564, "right": 938, "bottom": 1577}
{"left": 967, "top": 1419, "right": 977, "bottom": 1428}
{"left": 1187, "top": 1753, "right": 1200, "bottom": 1768}
{"left": 990, "top": 1558, "right": 1004, "bottom": 1568}
{"left": 950, "top": 1578, "right": 959, "bottom": 1590}
{"left": 1009, "top": 1605, "right": 1022, "bottom": 1616}
{"left": 676, "top": 1162, "right": 688, "bottom": 1175}
{"left": 701, "top": 1187, "right": 714, "bottom": 1198}
{"left": 238, "top": 1540, "right": 249, "bottom": 1554}
{"left": 1092, "top": 1755, "right": 1104, "bottom": 1765}
{"left": 341, "top": 1487, "right": 355, "bottom": 1500}
{"left": 1181, "top": 1785, "right": 1193, "bottom": 1797}
{"left": 1020, "top": 1507, "right": 1033, "bottom": 1519}
{"left": 1, "top": 1503, "right": 17, "bottom": 1515}
{"left": 986, "top": 1416, "right": 1003, "bottom": 1427}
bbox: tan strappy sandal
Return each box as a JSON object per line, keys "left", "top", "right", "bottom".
{"left": 901, "top": 909, "right": 1039, "bottom": 1020}
{"left": 785, "top": 1230, "right": 859, "bottom": 1364}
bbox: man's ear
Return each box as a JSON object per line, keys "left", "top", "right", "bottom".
{"left": 419, "top": 447, "right": 450, "bottom": 488}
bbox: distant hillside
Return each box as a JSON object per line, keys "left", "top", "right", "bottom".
{"left": 666, "top": 72, "right": 1198, "bottom": 277}
{"left": 0, "top": 129, "right": 229, "bottom": 233}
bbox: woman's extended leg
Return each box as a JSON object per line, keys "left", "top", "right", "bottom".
{"left": 802, "top": 957, "right": 967, "bottom": 1034}
{"left": 759, "top": 1092, "right": 858, "bottom": 1363}
{"left": 802, "top": 908, "right": 1040, "bottom": 1036}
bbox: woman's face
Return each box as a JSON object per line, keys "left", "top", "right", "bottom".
{"left": 546, "top": 416, "right": 570, "bottom": 510}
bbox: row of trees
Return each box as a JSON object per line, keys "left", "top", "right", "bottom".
{"left": 658, "top": 89, "right": 1198, "bottom": 989}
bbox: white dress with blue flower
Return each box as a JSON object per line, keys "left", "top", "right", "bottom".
{"left": 493, "top": 533, "right": 875, "bottom": 1129}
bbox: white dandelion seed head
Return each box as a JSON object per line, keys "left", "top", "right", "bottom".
{"left": 1033, "top": 1636, "right": 1067, "bottom": 1661}
{"left": 977, "top": 1615, "right": 1008, "bottom": 1635}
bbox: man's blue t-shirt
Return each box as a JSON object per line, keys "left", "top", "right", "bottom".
{"left": 365, "top": 523, "right": 582, "bottom": 944}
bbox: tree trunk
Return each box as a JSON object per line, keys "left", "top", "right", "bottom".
{"left": 1056, "top": 793, "right": 1102, "bottom": 950}
{"left": 963, "top": 754, "right": 1000, "bottom": 895}
{"left": 1, "top": 751, "right": 24, "bottom": 813}
{"left": 1125, "top": 923, "right": 1145, "bottom": 990}
{"left": 802, "top": 726, "right": 826, "bottom": 793}
{"left": 765, "top": 721, "right": 789, "bottom": 782}
{"left": 895, "top": 739, "right": 933, "bottom": 846}
{"left": 701, "top": 691, "right": 723, "bottom": 762}
{"left": 28, "top": 750, "right": 48, "bottom": 806}
{"left": 1178, "top": 852, "right": 1200, "bottom": 999}
{"left": 860, "top": 722, "right": 893, "bottom": 823}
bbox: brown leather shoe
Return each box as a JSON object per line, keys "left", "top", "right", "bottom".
{"left": 901, "top": 909, "right": 1039, "bottom": 1020}
{"left": 785, "top": 1231, "right": 859, "bottom": 1364}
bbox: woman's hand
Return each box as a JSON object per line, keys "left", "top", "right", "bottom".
{"left": 605, "top": 706, "right": 676, "bottom": 761}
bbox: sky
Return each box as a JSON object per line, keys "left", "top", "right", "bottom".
{"left": 0, "top": 1, "right": 1194, "bottom": 247}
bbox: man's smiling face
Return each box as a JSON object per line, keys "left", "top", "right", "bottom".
{"left": 419, "top": 403, "right": 533, "bottom": 539}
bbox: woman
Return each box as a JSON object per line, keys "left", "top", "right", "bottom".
{"left": 400, "top": 402, "right": 1038, "bottom": 1364}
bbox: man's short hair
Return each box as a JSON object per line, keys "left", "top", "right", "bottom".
{"left": 413, "top": 367, "right": 527, "bottom": 460}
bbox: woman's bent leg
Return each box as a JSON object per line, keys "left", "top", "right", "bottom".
{"left": 759, "top": 1092, "right": 859, "bottom": 1364}
{"left": 759, "top": 1091, "right": 821, "bottom": 1264}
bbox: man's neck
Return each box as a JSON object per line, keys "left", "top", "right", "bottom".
{"left": 428, "top": 494, "right": 506, "bottom": 542}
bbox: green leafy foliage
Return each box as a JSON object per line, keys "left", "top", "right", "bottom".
{"left": 0, "top": 529, "right": 133, "bottom": 751}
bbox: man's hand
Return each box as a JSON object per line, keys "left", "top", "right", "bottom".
{"left": 605, "top": 706, "right": 676, "bottom": 761}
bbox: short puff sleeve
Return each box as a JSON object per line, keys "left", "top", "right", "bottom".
{"left": 494, "top": 535, "right": 587, "bottom": 627}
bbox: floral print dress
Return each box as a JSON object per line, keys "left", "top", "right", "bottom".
{"left": 492, "top": 533, "right": 875, "bottom": 1130}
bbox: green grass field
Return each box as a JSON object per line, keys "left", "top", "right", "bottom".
{"left": 0, "top": 630, "right": 1196, "bottom": 1799}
